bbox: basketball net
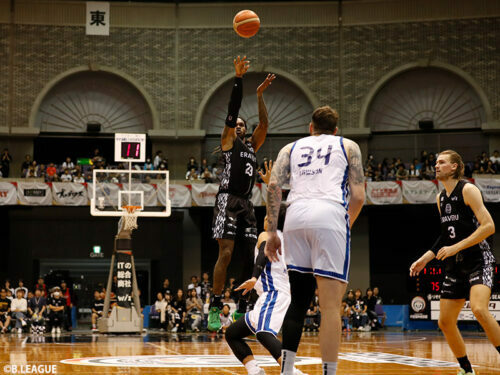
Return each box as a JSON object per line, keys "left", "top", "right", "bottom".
{"left": 121, "top": 205, "right": 140, "bottom": 231}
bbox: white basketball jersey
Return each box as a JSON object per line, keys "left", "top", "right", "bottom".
{"left": 254, "top": 230, "right": 290, "bottom": 296}
{"left": 287, "top": 134, "right": 349, "bottom": 208}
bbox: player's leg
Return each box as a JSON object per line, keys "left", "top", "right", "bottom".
{"left": 438, "top": 298, "right": 472, "bottom": 372}
{"left": 225, "top": 318, "right": 263, "bottom": 375}
{"left": 469, "top": 284, "right": 500, "bottom": 351}
{"left": 281, "top": 271, "right": 316, "bottom": 375}
{"left": 315, "top": 276, "right": 347, "bottom": 373}
{"left": 213, "top": 238, "right": 235, "bottom": 300}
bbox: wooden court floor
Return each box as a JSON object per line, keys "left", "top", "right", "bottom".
{"left": 0, "top": 330, "right": 499, "bottom": 374}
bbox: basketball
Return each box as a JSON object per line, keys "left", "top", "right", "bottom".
{"left": 233, "top": 10, "right": 260, "bottom": 38}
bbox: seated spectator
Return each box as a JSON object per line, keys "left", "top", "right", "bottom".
{"left": 28, "top": 288, "right": 46, "bottom": 334}
{"left": 4, "top": 280, "right": 14, "bottom": 296}
{"left": 14, "top": 279, "right": 28, "bottom": 298}
{"left": 341, "top": 300, "right": 351, "bottom": 332}
{"left": 60, "top": 168, "right": 73, "bottom": 182}
{"left": 304, "top": 298, "right": 320, "bottom": 332}
{"left": 161, "top": 278, "right": 172, "bottom": 297}
{"left": 219, "top": 304, "right": 232, "bottom": 333}
{"left": 364, "top": 165, "right": 374, "bottom": 181}
{"left": 143, "top": 159, "right": 154, "bottom": 171}
{"left": 221, "top": 288, "right": 235, "bottom": 305}
{"left": 48, "top": 287, "right": 65, "bottom": 334}
{"left": 11, "top": 289, "right": 28, "bottom": 333}
{"left": 153, "top": 151, "right": 163, "bottom": 169}
{"left": 490, "top": 150, "right": 500, "bottom": 165}
{"left": 34, "top": 277, "right": 47, "bottom": 297}
{"left": 21, "top": 155, "right": 32, "bottom": 176}
{"left": 27, "top": 291, "right": 34, "bottom": 300}
{"left": 6, "top": 290, "right": 13, "bottom": 301}
{"left": 0, "top": 288, "right": 12, "bottom": 333}
{"left": 480, "top": 151, "right": 489, "bottom": 170}
{"left": 373, "top": 286, "right": 386, "bottom": 328}
{"left": 186, "top": 288, "right": 203, "bottom": 332}
{"left": 363, "top": 288, "right": 379, "bottom": 330}
{"left": 408, "top": 164, "right": 420, "bottom": 180}
{"left": 422, "top": 160, "right": 435, "bottom": 180}
{"left": 472, "top": 162, "right": 482, "bottom": 174}
{"left": 186, "top": 156, "right": 198, "bottom": 172}
{"left": 485, "top": 160, "right": 496, "bottom": 174}
{"left": 200, "top": 167, "right": 213, "bottom": 183}
{"left": 342, "top": 290, "right": 356, "bottom": 331}
{"left": 198, "top": 158, "right": 211, "bottom": 174}
{"left": 200, "top": 272, "right": 212, "bottom": 304}
{"left": 386, "top": 163, "right": 396, "bottom": 181}
{"left": 171, "top": 289, "right": 186, "bottom": 333}
{"left": 152, "top": 292, "right": 169, "bottom": 331}
{"left": 26, "top": 165, "right": 38, "bottom": 178}
{"left": 187, "top": 275, "right": 201, "bottom": 296}
{"left": 395, "top": 164, "right": 408, "bottom": 181}
{"left": 91, "top": 290, "right": 104, "bottom": 332}
{"left": 352, "top": 288, "right": 369, "bottom": 331}
{"left": 62, "top": 157, "right": 75, "bottom": 172}
{"left": 46, "top": 163, "right": 57, "bottom": 181}
{"left": 186, "top": 167, "right": 199, "bottom": 181}
{"left": 73, "top": 172, "right": 85, "bottom": 183}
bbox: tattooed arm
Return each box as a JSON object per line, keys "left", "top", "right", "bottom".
{"left": 344, "top": 138, "right": 365, "bottom": 227}
{"left": 250, "top": 74, "right": 276, "bottom": 152}
{"left": 265, "top": 143, "right": 292, "bottom": 261}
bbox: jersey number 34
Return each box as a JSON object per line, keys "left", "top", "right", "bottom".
{"left": 298, "top": 145, "right": 333, "bottom": 168}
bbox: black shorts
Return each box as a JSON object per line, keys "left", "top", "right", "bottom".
{"left": 212, "top": 193, "right": 257, "bottom": 241}
{"left": 441, "top": 262, "right": 495, "bottom": 299}
{"left": 0, "top": 313, "right": 9, "bottom": 323}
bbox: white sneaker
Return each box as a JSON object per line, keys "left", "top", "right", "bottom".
{"left": 171, "top": 326, "right": 178, "bottom": 333}
{"left": 293, "top": 368, "right": 308, "bottom": 375}
{"left": 457, "top": 369, "right": 476, "bottom": 375}
{"left": 17, "top": 328, "right": 22, "bottom": 334}
{"left": 21, "top": 319, "right": 27, "bottom": 326}
{"left": 56, "top": 327, "right": 61, "bottom": 334}
{"left": 249, "top": 368, "right": 266, "bottom": 375}
{"left": 51, "top": 327, "right": 56, "bottom": 334}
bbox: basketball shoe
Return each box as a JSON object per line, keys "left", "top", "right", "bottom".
{"left": 457, "top": 369, "right": 476, "bottom": 375}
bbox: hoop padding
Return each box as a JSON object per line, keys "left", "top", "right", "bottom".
{"left": 122, "top": 206, "right": 140, "bottom": 231}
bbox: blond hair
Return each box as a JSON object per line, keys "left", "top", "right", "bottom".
{"left": 439, "top": 150, "right": 464, "bottom": 179}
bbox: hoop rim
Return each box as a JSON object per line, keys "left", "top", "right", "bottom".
{"left": 122, "top": 205, "right": 142, "bottom": 213}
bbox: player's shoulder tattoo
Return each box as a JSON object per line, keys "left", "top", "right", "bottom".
{"left": 344, "top": 138, "right": 364, "bottom": 185}
{"left": 270, "top": 142, "right": 293, "bottom": 187}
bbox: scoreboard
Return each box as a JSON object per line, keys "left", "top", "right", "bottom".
{"left": 409, "top": 262, "right": 500, "bottom": 321}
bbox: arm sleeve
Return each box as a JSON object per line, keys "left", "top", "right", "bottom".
{"left": 251, "top": 241, "right": 269, "bottom": 279}
{"left": 225, "top": 77, "right": 243, "bottom": 128}
{"left": 430, "top": 235, "right": 442, "bottom": 255}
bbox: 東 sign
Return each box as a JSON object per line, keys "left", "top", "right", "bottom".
{"left": 86, "top": 2, "right": 110, "bottom": 36}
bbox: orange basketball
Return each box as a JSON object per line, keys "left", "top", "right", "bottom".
{"left": 233, "top": 10, "right": 260, "bottom": 38}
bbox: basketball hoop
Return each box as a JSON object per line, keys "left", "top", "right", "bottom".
{"left": 121, "top": 205, "right": 141, "bottom": 231}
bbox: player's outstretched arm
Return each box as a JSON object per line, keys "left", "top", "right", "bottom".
{"left": 436, "top": 184, "right": 495, "bottom": 260}
{"left": 265, "top": 143, "right": 292, "bottom": 261}
{"left": 221, "top": 56, "right": 250, "bottom": 151}
{"left": 236, "top": 233, "right": 269, "bottom": 295}
{"left": 344, "top": 139, "right": 365, "bottom": 227}
{"left": 250, "top": 74, "right": 276, "bottom": 152}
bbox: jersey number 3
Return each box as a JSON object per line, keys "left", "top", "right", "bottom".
{"left": 448, "top": 226, "right": 456, "bottom": 239}
{"left": 245, "top": 163, "right": 253, "bottom": 177}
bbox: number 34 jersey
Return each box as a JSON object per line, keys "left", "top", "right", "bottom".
{"left": 219, "top": 136, "right": 257, "bottom": 199}
{"left": 287, "top": 134, "right": 350, "bottom": 208}
{"left": 439, "top": 179, "right": 495, "bottom": 274}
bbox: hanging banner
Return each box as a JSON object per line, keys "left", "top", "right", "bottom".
{"left": 86, "top": 2, "right": 110, "bottom": 36}
{"left": 191, "top": 183, "right": 218, "bottom": 206}
{"left": 474, "top": 178, "right": 500, "bottom": 202}
{"left": 116, "top": 251, "right": 133, "bottom": 308}
{"left": 366, "top": 181, "right": 402, "bottom": 205}
{"left": 87, "top": 182, "right": 121, "bottom": 208}
{"left": 52, "top": 182, "right": 88, "bottom": 206}
{"left": 250, "top": 184, "right": 263, "bottom": 206}
{"left": 17, "top": 182, "right": 52, "bottom": 206}
{"left": 0, "top": 182, "right": 17, "bottom": 205}
{"left": 159, "top": 184, "right": 191, "bottom": 208}
{"left": 402, "top": 180, "right": 438, "bottom": 204}
{"left": 122, "top": 183, "right": 158, "bottom": 207}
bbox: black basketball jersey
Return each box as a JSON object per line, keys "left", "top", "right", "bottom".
{"left": 218, "top": 136, "right": 257, "bottom": 198}
{"left": 438, "top": 180, "right": 495, "bottom": 273}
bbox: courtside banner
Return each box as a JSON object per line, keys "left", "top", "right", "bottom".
{"left": 402, "top": 180, "right": 438, "bottom": 204}
{"left": 366, "top": 181, "right": 403, "bottom": 205}
{"left": 474, "top": 178, "right": 500, "bottom": 202}
{"left": 52, "top": 182, "right": 88, "bottom": 206}
{"left": 250, "top": 185, "right": 263, "bottom": 206}
{"left": 17, "top": 182, "right": 52, "bottom": 206}
{"left": 191, "top": 183, "right": 218, "bottom": 206}
{"left": 159, "top": 184, "right": 191, "bottom": 208}
{"left": 0, "top": 182, "right": 17, "bottom": 205}
{"left": 87, "top": 182, "right": 120, "bottom": 207}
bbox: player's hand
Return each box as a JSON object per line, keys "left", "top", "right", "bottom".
{"left": 265, "top": 231, "right": 281, "bottom": 262}
{"left": 257, "top": 73, "right": 276, "bottom": 96}
{"left": 409, "top": 258, "right": 427, "bottom": 277}
{"left": 234, "top": 56, "right": 250, "bottom": 77}
{"left": 235, "top": 277, "right": 257, "bottom": 296}
{"left": 436, "top": 245, "right": 460, "bottom": 260}
{"left": 258, "top": 160, "right": 273, "bottom": 185}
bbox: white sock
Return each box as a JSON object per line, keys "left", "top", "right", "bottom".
{"left": 281, "top": 350, "right": 296, "bottom": 374}
{"left": 323, "top": 361, "right": 338, "bottom": 375}
{"left": 244, "top": 359, "right": 260, "bottom": 374}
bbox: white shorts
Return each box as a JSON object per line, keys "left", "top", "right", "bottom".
{"left": 245, "top": 290, "right": 291, "bottom": 337}
{"left": 284, "top": 200, "right": 350, "bottom": 282}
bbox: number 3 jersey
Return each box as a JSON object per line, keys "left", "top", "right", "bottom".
{"left": 219, "top": 136, "right": 257, "bottom": 198}
{"left": 438, "top": 179, "right": 495, "bottom": 274}
{"left": 287, "top": 134, "right": 349, "bottom": 208}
